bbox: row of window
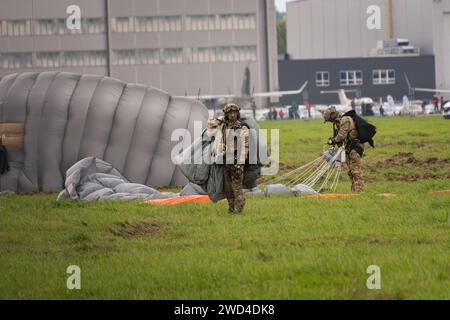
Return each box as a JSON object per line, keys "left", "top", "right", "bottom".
{"left": 185, "top": 14, "right": 256, "bottom": 31}
{"left": 0, "top": 51, "right": 107, "bottom": 69}
{"left": 0, "top": 46, "right": 257, "bottom": 69}
{"left": 113, "top": 48, "right": 181, "bottom": 65}
{"left": 315, "top": 69, "right": 396, "bottom": 87}
{"left": 0, "top": 14, "right": 256, "bottom": 37}
{"left": 188, "top": 46, "right": 257, "bottom": 64}
{"left": 112, "top": 46, "right": 257, "bottom": 65}
{"left": 112, "top": 14, "right": 256, "bottom": 33}
{"left": 0, "top": 18, "right": 105, "bottom": 36}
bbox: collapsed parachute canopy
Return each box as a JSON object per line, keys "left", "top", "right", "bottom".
{"left": 0, "top": 72, "right": 208, "bottom": 193}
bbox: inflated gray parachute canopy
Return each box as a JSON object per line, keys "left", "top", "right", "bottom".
{"left": 0, "top": 71, "right": 208, "bottom": 193}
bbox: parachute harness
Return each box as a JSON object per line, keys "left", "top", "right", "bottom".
{"left": 263, "top": 147, "right": 345, "bottom": 193}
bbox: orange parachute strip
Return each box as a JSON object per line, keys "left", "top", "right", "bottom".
{"left": 430, "top": 190, "right": 450, "bottom": 194}
{"left": 144, "top": 195, "right": 213, "bottom": 206}
{"left": 306, "top": 193, "right": 358, "bottom": 199}
{"left": 144, "top": 193, "right": 358, "bottom": 206}
{"left": 144, "top": 190, "right": 449, "bottom": 206}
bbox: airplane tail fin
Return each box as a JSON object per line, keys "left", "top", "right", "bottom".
{"left": 320, "top": 89, "right": 351, "bottom": 106}
{"left": 337, "top": 90, "right": 351, "bottom": 106}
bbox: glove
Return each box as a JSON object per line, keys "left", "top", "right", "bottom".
{"left": 327, "top": 138, "right": 335, "bottom": 146}
{"left": 233, "top": 164, "right": 244, "bottom": 179}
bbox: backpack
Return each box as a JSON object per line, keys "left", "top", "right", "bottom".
{"left": 343, "top": 110, "right": 377, "bottom": 148}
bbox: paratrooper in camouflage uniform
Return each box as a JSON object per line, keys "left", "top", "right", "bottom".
{"left": 323, "top": 106, "right": 364, "bottom": 193}
{"left": 208, "top": 103, "right": 249, "bottom": 213}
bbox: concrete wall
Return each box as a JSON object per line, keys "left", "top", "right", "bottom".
{"left": 278, "top": 56, "right": 436, "bottom": 105}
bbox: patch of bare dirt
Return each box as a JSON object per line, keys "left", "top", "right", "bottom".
{"left": 257, "top": 251, "right": 274, "bottom": 262}
{"left": 279, "top": 162, "right": 298, "bottom": 171}
{"left": 385, "top": 173, "right": 450, "bottom": 182}
{"left": 369, "top": 153, "right": 450, "bottom": 181}
{"left": 363, "top": 152, "right": 450, "bottom": 181}
{"left": 110, "top": 221, "right": 161, "bottom": 239}
{"left": 375, "top": 152, "right": 450, "bottom": 170}
{"left": 376, "top": 141, "right": 427, "bottom": 148}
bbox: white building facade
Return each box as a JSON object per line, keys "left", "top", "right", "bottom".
{"left": 0, "top": 0, "right": 279, "bottom": 106}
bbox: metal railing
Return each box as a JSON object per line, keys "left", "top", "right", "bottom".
{"left": 366, "top": 47, "right": 420, "bottom": 57}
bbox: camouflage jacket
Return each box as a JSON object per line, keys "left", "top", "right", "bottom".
{"left": 207, "top": 117, "right": 249, "bottom": 165}
{"left": 333, "top": 115, "right": 359, "bottom": 144}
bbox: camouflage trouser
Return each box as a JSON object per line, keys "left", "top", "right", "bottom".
{"left": 346, "top": 149, "right": 364, "bottom": 193}
{"left": 223, "top": 165, "right": 246, "bottom": 213}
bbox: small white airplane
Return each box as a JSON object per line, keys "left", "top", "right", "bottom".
{"left": 319, "top": 89, "right": 375, "bottom": 116}
{"left": 175, "top": 66, "right": 308, "bottom": 101}
{"left": 404, "top": 73, "right": 450, "bottom": 119}
{"left": 314, "top": 104, "right": 352, "bottom": 114}
{"left": 404, "top": 73, "right": 450, "bottom": 95}
{"left": 176, "top": 81, "right": 308, "bottom": 100}
{"left": 320, "top": 89, "right": 374, "bottom": 107}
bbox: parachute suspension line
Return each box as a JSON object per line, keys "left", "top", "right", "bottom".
{"left": 311, "top": 149, "right": 343, "bottom": 187}
{"left": 302, "top": 160, "right": 329, "bottom": 187}
{"left": 330, "top": 166, "right": 341, "bottom": 193}
{"left": 286, "top": 158, "right": 326, "bottom": 187}
{"left": 306, "top": 163, "right": 331, "bottom": 188}
{"left": 302, "top": 148, "right": 343, "bottom": 190}
{"left": 264, "top": 159, "right": 318, "bottom": 185}
{"left": 262, "top": 147, "right": 344, "bottom": 194}
{"left": 263, "top": 156, "right": 323, "bottom": 186}
{"left": 317, "top": 165, "right": 337, "bottom": 193}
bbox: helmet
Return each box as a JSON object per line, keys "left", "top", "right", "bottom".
{"left": 223, "top": 103, "right": 240, "bottom": 114}
{"left": 323, "top": 106, "right": 339, "bottom": 122}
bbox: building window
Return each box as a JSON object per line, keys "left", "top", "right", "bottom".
{"left": 112, "top": 50, "right": 136, "bottom": 66}
{"left": 63, "top": 51, "right": 106, "bottom": 67}
{"left": 136, "top": 49, "right": 160, "bottom": 65}
{"left": 340, "top": 70, "right": 363, "bottom": 86}
{"left": 0, "top": 20, "right": 32, "bottom": 36}
{"left": 84, "top": 17, "right": 105, "bottom": 34}
{"left": 373, "top": 69, "right": 395, "bottom": 85}
{"left": 160, "top": 48, "right": 182, "bottom": 64}
{"left": 36, "top": 52, "right": 61, "bottom": 68}
{"left": 186, "top": 15, "right": 216, "bottom": 31}
{"left": 0, "top": 52, "right": 32, "bottom": 69}
{"left": 185, "top": 14, "right": 255, "bottom": 31}
{"left": 111, "top": 17, "right": 134, "bottom": 33}
{"left": 34, "top": 19, "right": 58, "bottom": 35}
{"left": 219, "top": 14, "right": 234, "bottom": 30}
{"left": 233, "top": 46, "right": 257, "bottom": 62}
{"left": 162, "top": 16, "right": 182, "bottom": 31}
{"left": 191, "top": 47, "right": 212, "bottom": 63}
{"left": 186, "top": 46, "right": 256, "bottom": 64}
{"left": 0, "top": 17, "right": 104, "bottom": 36}
{"left": 135, "top": 17, "right": 154, "bottom": 32}
{"left": 233, "top": 14, "right": 256, "bottom": 29}
{"left": 316, "top": 71, "right": 330, "bottom": 87}
{"left": 135, "top": 16, "right": 181, "bottom": 32}
{"left": 214, "top": 47, "right": 233, "bottom": 62}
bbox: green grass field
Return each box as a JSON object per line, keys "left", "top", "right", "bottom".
{"left": 0, "top": 116, "right": 449, "bottom": 299}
